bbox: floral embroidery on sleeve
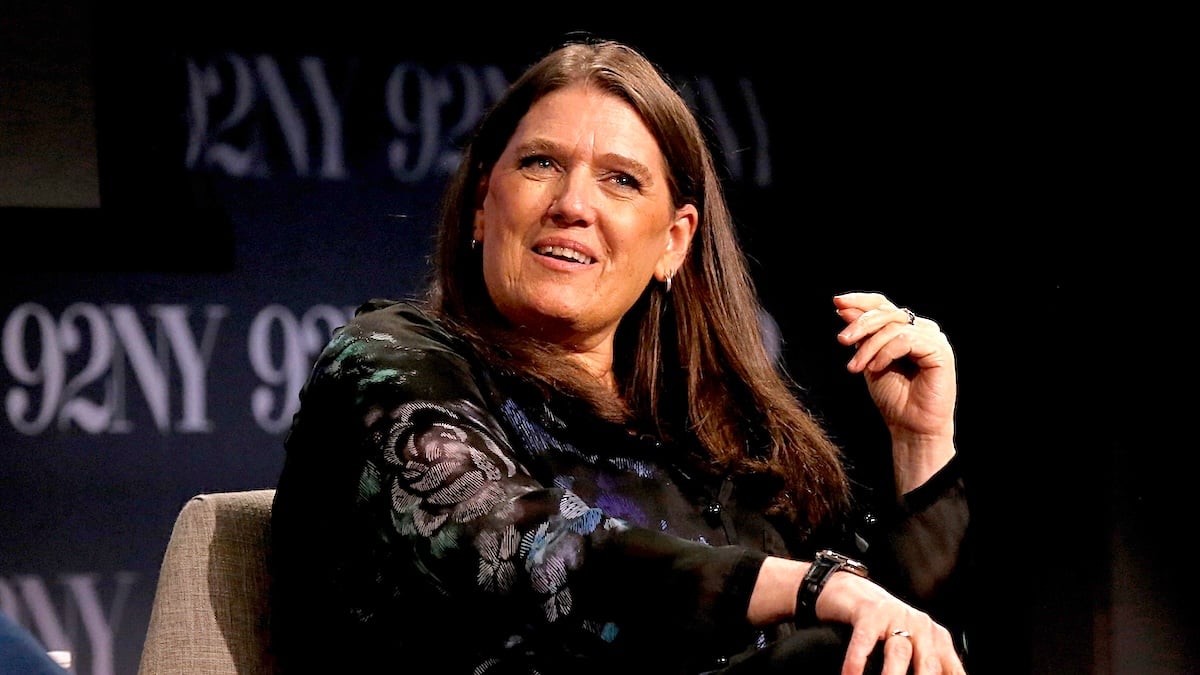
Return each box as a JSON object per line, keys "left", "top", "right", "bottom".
{"left": 359, "top": 395, "right": 622, "bottom": 625}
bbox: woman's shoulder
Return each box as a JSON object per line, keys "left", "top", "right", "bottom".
{"left": 343, "top": 298, "right": 452, "bottom": 343}
{"left": 314, "top": 298, "right": 463, "bottom": 366}
{"left": 306, "top": 298, "right": 482, "bottom": 396}
{"left": 350, "top": 297, "right": 435, "bottom": 325}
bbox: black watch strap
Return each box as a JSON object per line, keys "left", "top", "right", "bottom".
{"left": 795, "top": 549, "right": 870, "bottom": 624}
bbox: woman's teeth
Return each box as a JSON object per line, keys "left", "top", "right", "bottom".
{"left": 535, "top": 245, "right": 594, "bottom": 264}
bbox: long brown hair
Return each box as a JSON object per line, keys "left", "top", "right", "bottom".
{"left": 427, "top": 37, "right": 851, "bottom": 532}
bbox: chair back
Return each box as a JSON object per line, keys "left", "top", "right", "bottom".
{"left": 138, "top": 489, "right": 276, "bottom": 675}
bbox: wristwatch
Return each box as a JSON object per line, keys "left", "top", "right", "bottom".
{"left": 795, "top": 549, "right": 870, "bottom": 624}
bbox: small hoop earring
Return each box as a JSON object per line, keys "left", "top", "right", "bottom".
{"left": 664, "top": 271, "right": 673, "bottom": 293}
{"left": 470, "top": 238, "right": 479, "bottom": 250}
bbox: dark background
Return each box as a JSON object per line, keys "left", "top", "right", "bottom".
{"left": 2, "top": 3, "right": 1190, "bottom": 673}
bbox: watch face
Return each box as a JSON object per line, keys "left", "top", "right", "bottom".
{"left": 819, "top": 550, "right": 869, "bottom": 577}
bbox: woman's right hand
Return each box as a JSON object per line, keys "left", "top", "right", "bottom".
{"left": 750, "top": 557, "right": 964, "bottom": 673}
{"left": 817, "top": 570, "right": 965, "bottom": 675}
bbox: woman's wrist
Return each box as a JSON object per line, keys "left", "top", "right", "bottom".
{"left": 795, "top": 550, "right": 869, "bottom": 624}
{"left": 891, "top": 433, "right": 957, "bottom": 496}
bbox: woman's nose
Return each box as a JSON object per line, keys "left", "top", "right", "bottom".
{"left": 548, "top": 170, "right": 597, "bottom": 226}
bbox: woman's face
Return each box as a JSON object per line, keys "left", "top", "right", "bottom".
{"left": 474, "top": 84, "right": 697, "bottom": 356}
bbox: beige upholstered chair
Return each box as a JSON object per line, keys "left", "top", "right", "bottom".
{"left": 138, "top": 489, "right": 277, "bottom": 675}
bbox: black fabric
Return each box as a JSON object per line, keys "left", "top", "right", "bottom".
{"left": 861, "top": 458, "right": 971, "bottom": 652}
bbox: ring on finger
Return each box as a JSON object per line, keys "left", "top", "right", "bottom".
{"left": 901, "top": 308, "right": 916, "bottom": 325}
{"left": 889, "top": 629, "right": 912, "bottom": 640}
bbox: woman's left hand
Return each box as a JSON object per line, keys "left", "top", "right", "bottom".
{"left": 833, "top": 292, "right": 957, "bottom": 493}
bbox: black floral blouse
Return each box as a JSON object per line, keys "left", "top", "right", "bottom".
{"left": 269, "top": 300, "right": 970, "bottom": 674}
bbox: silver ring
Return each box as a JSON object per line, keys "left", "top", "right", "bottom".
{"left": 902, "top": 308, "right": 916, "bottom": 325}
{"left": 890, "top": 629, "right": 912, "bottom": 640}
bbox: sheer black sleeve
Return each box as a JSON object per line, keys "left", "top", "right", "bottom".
{"left": 858, "top": 456, "right": 971, "bottom": 651}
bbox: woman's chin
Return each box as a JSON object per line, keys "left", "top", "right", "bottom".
{"left": 501, "top": 305, "right": 592, "bottom": 341}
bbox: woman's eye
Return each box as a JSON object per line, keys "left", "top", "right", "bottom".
{"left": 611, "top": 173, "right": 641, "bottom": 190}
{"left": 519, "top": 155, "right": 555, "bottom": 170}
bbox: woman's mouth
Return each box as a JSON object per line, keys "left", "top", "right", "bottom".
{"left": 534, "top": 245, "right": 595, "bottom": 264}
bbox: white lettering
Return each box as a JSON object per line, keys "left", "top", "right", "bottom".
{"left": 255, "top": 55, "right": 312, "bottom": 176}
{"left": 3, "top": 303, "right": 65, "bottom": 434}
{"left": 2, "top": 302, "right": 406, "bottom": 437}
{"left": 104, "top": 304, "right": 226, "bottom": 433}
{"left": 300, "top": 56, "right": 348, "bottom": 179}
{"left": 185, "top": 54, "right": 260, "bottom": 176}
{"left": 61, "top": 572, "right": 137, "bottom": 675}
{"left": 248, "top": 304, "right": 350, "bottom": 433}
{"left": 385, "top": 63, "right": 441, "bottom": 182}
{"left": 148, "top": 304, "right": 226, "bottom": 432}
{"left": 182, "top": 53, "right": 772, "bottom": 187}
{"left": 58, "top": 303, "right": 117, "bottom": 433}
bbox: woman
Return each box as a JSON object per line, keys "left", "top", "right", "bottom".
{"left": 270, "top": 37, "right": 968, "bottom": 674}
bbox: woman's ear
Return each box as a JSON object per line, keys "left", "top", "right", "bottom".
{"left": 660, "top": 203, "right": 698, "bottom": 279}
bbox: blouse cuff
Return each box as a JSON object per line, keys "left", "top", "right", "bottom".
{"left": 718, "top": 548, "right": 769, "bottom": 628}
{"left": 895, "top": 453, "right": 965, "bottom": 518}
